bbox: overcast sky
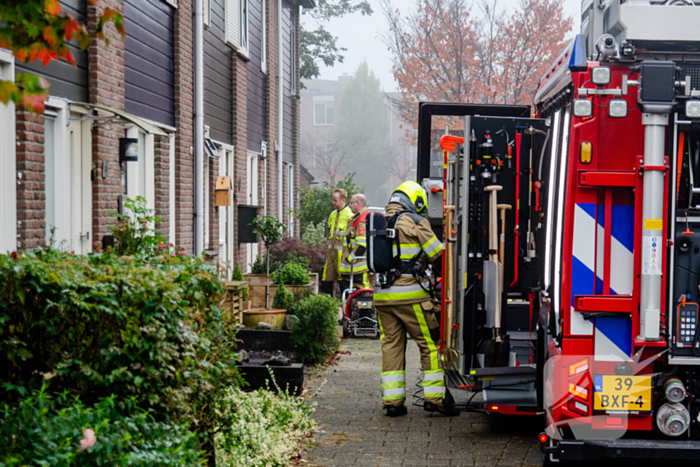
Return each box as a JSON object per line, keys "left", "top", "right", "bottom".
{"left": 301, "top": 0, "right": 582, "bottom": 92}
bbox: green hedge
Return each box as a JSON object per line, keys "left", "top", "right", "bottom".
{"left": 0, "top": 386, "right": 202, "bottom": 466}
{"left": 0, "top": 248, "right": 241, "bottom": 429}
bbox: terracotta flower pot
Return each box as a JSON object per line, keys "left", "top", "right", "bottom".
{"left": 242, "top": 309, "right": 287, "bottom": 329}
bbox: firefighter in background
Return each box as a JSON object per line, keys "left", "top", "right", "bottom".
{"left": 321, "top": 188, "right": 353, "bottom": 297}
{"left": 375, "top": 181, "right": 459, "bottom": 417}
{"left": 339, "top": 193, "right": 371, "bottom": 289}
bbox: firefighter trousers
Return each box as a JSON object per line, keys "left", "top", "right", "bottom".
{"left": 376, "top": 301, "right": 446, "bottom": 408}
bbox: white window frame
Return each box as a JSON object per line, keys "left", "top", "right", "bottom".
{"left": 125, "top": 126, "right": 155, "bottom": 213}
{"left": 44, "top": 99, "right": 70, "bottom": 247}
{"left": 240, "top": 0, "right": 249, "bottom": 56}
{"left": 168, "top": 132, "right": 176, "bottom": 244}
{"left": 204, "top": 0, "right": 211, "bottom": 27}
{"left": 165, "top": 0, "right": 178, "bottom": 7}
{"left": 225, "top": 0, "right": 249, "bottom": 56}
{"left": 0, "top": 49, "right": 16, "bottom": 253}
{"left": 286, "top": 163, "right": 294, "bottom": 236}
{"left": 261, "top": 0, "right": 266, "bottom": 73}
{"left": 290, "top": 7, "right": 296, "bottom": 94}
{"left": 225, "top": 0, "right": 241, "bottom": 48}
{"left": 204, "top": 152, "right": 211, "bottom": 250}
{"left": 313, "top": 95, "right": 334, "bottom": 126}
{"left": 216, "top": 142, "right": 235, "bottom": 272}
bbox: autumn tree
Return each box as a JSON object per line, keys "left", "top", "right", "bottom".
{"left": 301, "top": 0, "right": 372, "bottom": 82}
{"left": 0, "top": 0, "right": 123, "bottom": 113}
{"left": 300, "top": 131, "right": 365, "bottom": 184}
{"left": 381, "top": 0, "right": 572, "bottom": 124}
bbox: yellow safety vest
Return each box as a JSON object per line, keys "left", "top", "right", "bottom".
{"left": 322, "top": 206, "right": 353, "bottom": 281}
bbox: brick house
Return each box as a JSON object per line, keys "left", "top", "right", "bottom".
{"left": 0, "top": 0, "right": 311, "bottom": 273}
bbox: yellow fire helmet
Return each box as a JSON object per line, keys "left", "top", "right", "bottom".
{"left": 390, "top": 181, "right": 428, "bottom": 214}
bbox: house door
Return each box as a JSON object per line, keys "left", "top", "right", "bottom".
{"left": 246, "top": 152, "right": 259, "bottom": 271}
{"left": 67, "top": 115, "right": 92, "bottom": 254}
{"left": 219, "top": 147, "right": 234, "bottom": 273}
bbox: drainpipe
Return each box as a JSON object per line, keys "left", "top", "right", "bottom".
{"left": 194, "top": 0, "right": 205, "bottom": 255}
{"left": 277, "top": 0, "right": 284, "bottom": 222}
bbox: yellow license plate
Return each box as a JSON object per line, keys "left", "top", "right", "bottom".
{"left": 593, "top": 375, "right": 652, "bottom": 412}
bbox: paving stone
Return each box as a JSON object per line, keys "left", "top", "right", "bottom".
{"left": 305, "top": 338, "right": 546, "bottom": 467}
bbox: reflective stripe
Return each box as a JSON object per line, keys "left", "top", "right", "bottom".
{"left": 422, "top": 371, "right": 444, "bottom": 382}
{"left": 381, "top": 374, "right": 405, "bottom": 383}
{"left": 336, "top": 230, "right": 346, "bottom": 236}
{"left": 414, "top": 303, "right": 439, "bottom": 371}
{"left": 373, "top": 282, "right": 431, "bottom": 301}
{"left": 422, "top": 379, "right": 445, "bottom": 387}
{"left": 378, "top": 313, "right": 384, "bottom": 342}
{"left": 382, "top": 388, "right": 407, "bottom": 397}
{"left": 381, "top": 381, "right": 405, "bottom": 390}
{"left": 424, "top": 386, "right": 446, "bottom": 396}
{"left": 392, "top": 245, "right": 421, "bottom": 256}
{"left": 422, "top": 237, "right": 441, "bottom": 258}
{"left": 328, "top": 244, "right": 343, "bottom": 251}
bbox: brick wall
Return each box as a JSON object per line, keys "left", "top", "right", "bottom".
{"left": 265, "top": 0, "right": 279, "bottom": 229}
{"left": 174, "top": 0, "right": 194, "bottom": 253}
{"left": 15, "top": 108, "right": 45, "bottom": 250}
{"left": 154, "top": 135, "right": 170, "bottom": 240}
{"left": 88, "top": 0, "right": 126, "bottom": 243}
{"left": 208, "top": 155, "right": 220, "bottom": 252}
{"left": 233, "top": 54, "right": 249, "bottom": 268}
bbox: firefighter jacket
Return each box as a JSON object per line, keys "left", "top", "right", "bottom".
{"left": 373, "top": 203, "right": 442, "bottom": 305}
{"left": 322, "top": 205, "right": 353, "bottom": 281}
{"left": 339, "top": 208, "right": 370, "bottom": 287}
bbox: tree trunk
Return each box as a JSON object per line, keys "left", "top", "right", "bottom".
{"left": 266, "top": 248, "right": 270, "bottom": 309}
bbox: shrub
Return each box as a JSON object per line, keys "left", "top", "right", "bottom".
{"left": 272, "top": 283, "right": 294, "bottom": 311}
{"left": 0, "top": 248, "right": 242, "bottom": 431}
{"left": 109, "top": 196, "right": 165, "bottom": 257}
{"left": 231, "top": 265, "right": 244, "bottom": 281}
{"left": 290, "top": 295, "right": 340, "bottom": 364}
{"left": 251, "top": 255, "right": 281, "bottom": 274}
{"left": 214, "top": 385, "right": 316, "bottom": 467}
{"left": 269, "top": 237, "right": 325, "bottom": 274}
{"left": 0, "top": 386, "right": 201, "bottom": 466}
{"left": 301, "top": 221, "right": 326, "bottom": 247}
{"left": 272, "top": 262, "right": 309, "bottom": 286}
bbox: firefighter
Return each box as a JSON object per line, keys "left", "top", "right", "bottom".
{"left": 375, "top": 181, "right": 459, "bottom": 417}
{"left": 339, "top": 193, "right": 371, "bottom": 289}
{"left": 321, "top": 188, "right": 353, "bottom": 298}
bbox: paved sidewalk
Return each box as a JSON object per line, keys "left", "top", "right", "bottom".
{"left": 306, "top": 338, "right": 545, "bottom": 467}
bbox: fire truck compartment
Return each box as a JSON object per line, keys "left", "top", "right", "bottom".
{"left": 543, "top": 438, "right": 700, "bottom": 461}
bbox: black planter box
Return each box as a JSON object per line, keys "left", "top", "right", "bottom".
{"left": 239, "top": 359, "right": 304, "bottom": 395}
{"left": 236, "top": 328, "right": 293, "bottom": 351}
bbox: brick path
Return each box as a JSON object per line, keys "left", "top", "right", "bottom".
{"left": 306, "top": 338, "right": 545, "bottom": 467}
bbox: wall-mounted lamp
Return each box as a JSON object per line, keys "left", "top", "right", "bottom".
{"left": 119, "top": 138, "right": 138, "bottom": 163}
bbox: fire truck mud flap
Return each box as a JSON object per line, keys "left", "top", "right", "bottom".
{"left": 543, "top": 439, "right": 700, "bottom": 461}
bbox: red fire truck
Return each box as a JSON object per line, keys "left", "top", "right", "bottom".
{"left": 417, "top": 0, "right": 700, "bottom": 462}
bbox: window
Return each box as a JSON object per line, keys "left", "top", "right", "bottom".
{"left": 290, "top": 8, "right": 296, "bottom": 93}
{"left": 0, "top": 49, "right": 16, "bottom": 253}
{"left": 261, "top": 0, "right": 266, "bottom": 73}
{"left": 125, "top": 126, "right": 155, "bottom": 213}
{"left": 204, "top": 0, "right": 211, "bottom": 27}
{"left": 313, "top": 96, "right": 334, "bottom": 126}
{"left": 287, "top": 163, "right": 294, "bottom": 236}
{"left": 225, "top": 0, "right": 248, "bottom": 55}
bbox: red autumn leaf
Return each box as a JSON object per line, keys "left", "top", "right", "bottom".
{"left": 60, "top": 46, "right": 76, "bottom": 66}
{"left": 64, "top": 18, "right": 79, "bottom": 42}
{"left": 45, "top": 0, "right": 63, "bottom": 17}
{"left": 43, "top": 26, "right": 59, "bottom": 48}
{"left": 15, "top": 47, "right": 29, "bottom": 62}
{"left": 22, "top": 92, "right": 49, "bottom": 114}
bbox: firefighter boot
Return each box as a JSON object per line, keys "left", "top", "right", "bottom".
{"left": 424, "top": 389, "right": 460, "bottom": 416}
{"left": 385, "top": 405, "right": 408, "bottom": 417}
